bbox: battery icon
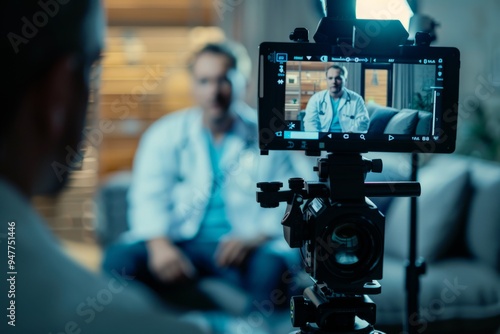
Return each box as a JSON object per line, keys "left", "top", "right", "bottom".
{"left": 276, "top": 53, "right": 288, "bottom": 63}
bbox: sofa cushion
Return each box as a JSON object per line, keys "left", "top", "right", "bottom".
{"left": 466, "top": 158, "right": 500, "bottom": 271}
{"left": 416, "top": 110, "right": 433, "bottom": 135}
{"left": 94, "top": 171, "right": 133, "bottom": 246}
{"left": 367, "top": 106, "right": 398, "bottom": 135}
{"left": 384, "top": 155, "right": 470, "bottom": 262}
{"left": 373, "top": 257, "right": 500, "bottom": 327}
{"left": 384, "top": 109, "right": 419, "bottom": 135}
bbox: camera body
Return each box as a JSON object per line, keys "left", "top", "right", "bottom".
{"left": 303, "top": 196, "right": 384, "bottom": 294}
{"left": 257, "top": 152, "right": 420, "bottom": 332}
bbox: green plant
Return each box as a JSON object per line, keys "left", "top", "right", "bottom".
{"left": 457, "top": 104, "right": 500, "bottom": 162}
{"left": 411, "top": 90, "right": 433, "bottom": 112}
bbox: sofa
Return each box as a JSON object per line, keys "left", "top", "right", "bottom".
{"left": 366, "top": 153, "right": 500, "bottom": 333}
{"left": 296, "top": 103, "right": 432, "bottom": 135}
{"left": 93, "top": 153, "right": 500, "bottom": 333}
{"left": 93, "top": 172, "right": 295, "bottom": 333}
{"left": 366, "top": 103, "right": 433, "bottom": 136}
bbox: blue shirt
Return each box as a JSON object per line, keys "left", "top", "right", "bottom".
{"left": 127, "top": 104, "right": 310, "bottom": 243}
{"left": 329, "top": 96, "right": 342, "bottom": 132}
{"left": 193, "top": 129, "right": 232, "bottom": 242}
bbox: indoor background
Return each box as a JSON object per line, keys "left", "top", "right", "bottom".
{"left": 32, "top": 0, "right": 500, "bottom": 275}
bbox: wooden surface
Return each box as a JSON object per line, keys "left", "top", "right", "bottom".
{"left": 104, "top": 0, "right": 216, "bottom": 26}
{"left": 35, "top": 23, "right": 225, "bottom": 243}
{"left": 98, "top": 26, "right": 224, "bottom": 178}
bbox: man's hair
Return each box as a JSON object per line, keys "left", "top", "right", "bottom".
{"left": 1, "top": 0, "right": 100, "bottom": 132}
{"left": 326, "top": 64, "right": 348, "bottom": 79}
{"left": 188, "top": 41, "right": 251, "bottom": 81}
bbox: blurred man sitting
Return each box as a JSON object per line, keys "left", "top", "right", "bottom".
{"left": 0, "top": 0, "right": 204, "bottom": 333}
{"left": 102, "top": 42, "right": 309, "bottom": 330}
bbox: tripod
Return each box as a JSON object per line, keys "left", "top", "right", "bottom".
{"left": 290, "top": 284, "right": 382, "bottom": 334}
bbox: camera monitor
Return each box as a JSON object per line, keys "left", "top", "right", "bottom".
{"left": 258, "top": 42, "right": 460, "bottom": 154}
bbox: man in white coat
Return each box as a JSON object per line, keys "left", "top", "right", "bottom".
{"left": 102, "top": 42, "right": 311, "bottom": 329}
{"left": 0, "top": 0, "right": 204, "bottom": 333}
{"left": 303, "top": 65, "right": 370, "bottom": 133}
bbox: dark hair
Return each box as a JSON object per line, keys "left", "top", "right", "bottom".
{"left": 188, "top": 41, "right": 251, "bottom": 80}
{"left": 1, "top": 0, "right": 101, "bottom": 131}
{"left": 188, "top": 42, "right": 237, "bottom": 73}
{"left": 326, "top": 64, "right": 348, "bottom": 79}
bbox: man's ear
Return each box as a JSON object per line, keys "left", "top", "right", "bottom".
{"left": 34, "top": 56, "right": 77, "bottom": 142}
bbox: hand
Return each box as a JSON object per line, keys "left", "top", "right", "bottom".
{"left": 146, "top": 237, "right": 196, "bottom": 283}
{"left": 215, "top": 236, "right": 269, "bottom": 268}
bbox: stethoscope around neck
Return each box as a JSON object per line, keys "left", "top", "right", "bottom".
{"left": 318, "top": 91, "right": 353, "bottom": 117}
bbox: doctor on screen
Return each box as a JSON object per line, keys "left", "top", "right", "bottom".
{"left": 303, "top": 65, "right": 370, "bottom": 133}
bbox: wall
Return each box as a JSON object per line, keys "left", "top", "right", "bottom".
{"left": 420, "top": 0, "right": 500, "bottom": 159}
{"left": 36, "top": 2, "right": 220, "bottom": 243}
{"left": 219, "top": 0, "right": 500, "bottom": 160}
{"left": 218, "top": 0, "right": 322, "bottom": 106}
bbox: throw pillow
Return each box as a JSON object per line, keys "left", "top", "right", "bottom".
{"left": 384, "top": 156, "right": 470, "bottom": 262}
{"left": 384, "top": 109, "right": 419, "bottom": 135}
{"left": 415, "top": 111, "right": 433, "bottom": 135}
{"left": 367, "top": 106, "right": 398, "bottom": 135}
{"left": 466, "top": 159, "right": 500, "bottom": 271}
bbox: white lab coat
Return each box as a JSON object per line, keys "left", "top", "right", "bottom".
{"left": 303, "top": 88, "right": 370, "bottom": 133}
{"left": 0, "top": 179, "right": 204, "bottom": 334}
{"left": 127, "top": 102, "right": 314, "bottom": 243}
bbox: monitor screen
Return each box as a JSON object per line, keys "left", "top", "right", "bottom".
{"left": 258, "top": 42, "right": 460, "bottom": 154}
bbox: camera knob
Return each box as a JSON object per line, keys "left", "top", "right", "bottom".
{"left": 288, "top": 178, "right": 305, "bottom": 191}
{"left": 290, "top": 296, "right": 315, "bottom": 327}
{"left": 257, "top": 182, "right": 283, "bottom": 192}
{"left": 371, "top": 159, "right": 383, "bottom": 173}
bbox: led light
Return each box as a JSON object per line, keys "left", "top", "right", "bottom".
{"left": 357, "top": 0, "right": 413, "bottom": 32}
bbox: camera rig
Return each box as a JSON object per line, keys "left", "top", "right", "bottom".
{"left": 257, "top": 153, "right": 420, "bottom": 333}
{"left": 253, "top": 0, "right": 452, "bottom": 332}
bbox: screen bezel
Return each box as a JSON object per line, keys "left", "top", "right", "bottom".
{"left": 258, "top": 42, "right": 460, "bottom": 154}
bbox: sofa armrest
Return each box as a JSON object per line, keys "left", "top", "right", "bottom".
{"left": 94, "top": 171, "right": 133, "bottom": 247}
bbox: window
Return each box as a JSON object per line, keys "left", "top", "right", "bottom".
{"left": 361, "top": 65, "right": 393, "bottom": 107}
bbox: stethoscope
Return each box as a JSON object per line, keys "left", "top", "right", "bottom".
{"left": 176, "top": 112, "right": 257, "bottom": 187}
{"left": 318, "top": 91, "right": 354, "bottom": 119}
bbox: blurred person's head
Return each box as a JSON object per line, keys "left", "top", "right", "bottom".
{"left": 0, "top": 0, "right": 105, "bottom": 196}
{"left": 189, "top": 41, "right": 251, "bottom": 132}
{"left": 326, "top": 65, "right": 348, "bottom": 98}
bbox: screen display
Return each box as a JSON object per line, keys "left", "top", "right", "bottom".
{"left": 258, "top": 42, "right": 460, "bottom": 154}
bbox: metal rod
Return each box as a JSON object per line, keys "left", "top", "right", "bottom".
{"left": 405, "top": 152, "right": 423, "bottom": 334}
{"left": 365, "top": 182, "right": 421, "bottom": 198}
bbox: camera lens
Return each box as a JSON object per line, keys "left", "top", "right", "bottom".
{"left": 317, "top": 215, "right": 383, "bottom": 282}
{"left": 331, "top": 224, "right": 360, "bottom": 265}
